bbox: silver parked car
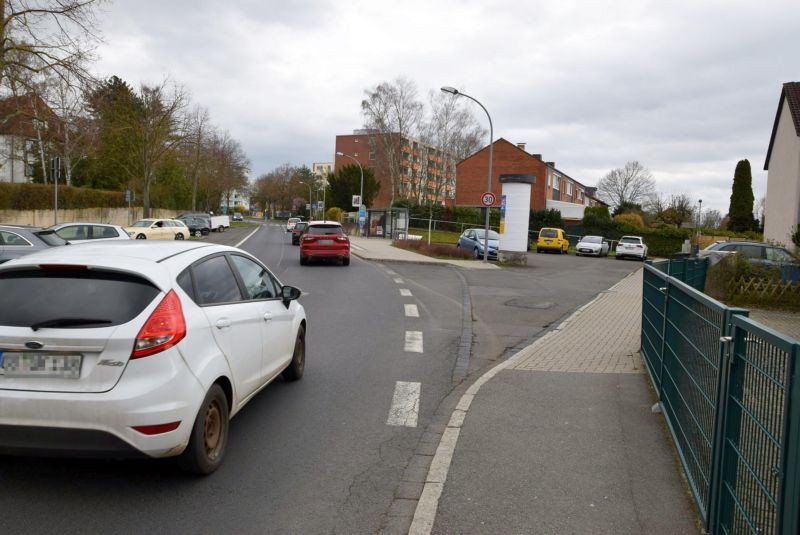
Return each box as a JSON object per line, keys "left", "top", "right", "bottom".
{"left": 49, "top": 222, "right": 131, "bottom": 243}
{"left": 575, "top": 235, "right": 609, "bottom": 257}
{"left": 0, "top": 224, "right": 68, "bottom": 264}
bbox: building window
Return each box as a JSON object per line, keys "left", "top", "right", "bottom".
{"left": 547, "top": 173, "right": 552, "bottom": 188}
{"left": 369, "top": 151, "right": 376, "bottom": 160}
{"left": 567, "top": 182, "right": 573, "bottom": 196}
{"left": 25, "top": 163, "right": 34, "bottom": 177}
{"left": 552, "top": 177, "right": 559, "bottom": 190}
{"left": 354, "top": 138, "right": 359, "bottom": 143}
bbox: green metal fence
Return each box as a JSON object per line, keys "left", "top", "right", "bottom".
{"left": 649, "top": 257, "right": 708, "bottom": 292}
{"left": 641, "top": 263, "right": 800, "bottom": 534}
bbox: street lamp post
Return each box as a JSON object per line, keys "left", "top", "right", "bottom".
{"left": 441, "top": 86, "right": 493, "bottom": 263}
{"left": 336, "top": 151, "right": 364, "bottom": 234}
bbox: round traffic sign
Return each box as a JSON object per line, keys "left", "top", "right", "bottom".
{"left": 481, "top": 192, "right": 496, "bottom": 207}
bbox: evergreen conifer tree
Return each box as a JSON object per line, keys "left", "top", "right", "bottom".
{"left": 726, "top": 159, "right": 756, "bottom": 232}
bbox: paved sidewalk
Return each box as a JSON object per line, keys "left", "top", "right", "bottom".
{"left": 412, "top": 270, "right": 699, "bottom": 534}
{"left": 349, "top": 236, "right": 499, "bottom": 270}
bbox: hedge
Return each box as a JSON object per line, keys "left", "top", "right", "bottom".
{"left": 0, "top": 183, "right": 127, "bottom": 210}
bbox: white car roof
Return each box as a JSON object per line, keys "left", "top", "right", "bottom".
{"left": 0, "top": 242, "right": 241, "bottom": 291}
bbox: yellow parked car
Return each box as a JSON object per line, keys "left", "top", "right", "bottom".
{"left": 536, "top": 227, "right": 569, "bottom": 254}
{"left": 125, "top": 219, "right": 190, "bottom": 240}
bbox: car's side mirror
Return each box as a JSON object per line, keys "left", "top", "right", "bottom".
{"left": 281, "top": 285, "right": 302, "bottom": 308}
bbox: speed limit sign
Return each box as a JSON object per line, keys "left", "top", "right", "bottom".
{"left": 481, "top": 192, "right": 496, "bottom": 207}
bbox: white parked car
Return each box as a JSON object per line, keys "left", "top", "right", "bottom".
{"left": 48, "top": 222, "right": 131, "bottom": 243}
{"left": 125, "top": 219, "right": 190, "bottom": 240}
{"left": 615, "top": 235, "right": 648, "bottom": 260}
{"left": 0, "top": 241, "right": 306, "bottom": 474}
{"left": 575, "top": 235, "right": 609, "bottom": 257}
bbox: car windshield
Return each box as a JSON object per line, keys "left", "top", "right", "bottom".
{"left": 540, "top": 229, "right": 558, "bottom": 238}
{"left": 131, "top": 221, "right": 152, "bottom": 227}
{"left": 308, "top": 224, "right": 343, "bottom": 235}
{"left": 295, "top": 223, "right": 307, "bottom": 230}
{"left": 581, "top": 236, "right": 602, "bottom": 244}
{"left": 473, "top": 230, "right": 500, "bottom": 240}
{"left": 620, "top": 237, "right": 641, "bottom": 244}
{"left": 34, "top": 230, "right": 68, "bottom": 246}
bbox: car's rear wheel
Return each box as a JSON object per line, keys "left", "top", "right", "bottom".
{"left": 136, "top": 234, "right": 146, "bottom": 240}
{"left": 342, "top": 256, "right": 350, "bottom": 266}
{"left": 300, "top": 256, "right": 308, "bottom": 266}
{"left": 175, "top": 233, "right": 184, "bottom": 240}
{"left": 282, "top": 326, "right": 305, "bottom": 381}
{"left": 178, "top": 384, "right": 229, "bottom": 475}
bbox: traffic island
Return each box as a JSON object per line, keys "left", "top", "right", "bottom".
{"left": 498, "top": 250, "right": 527, "bottom": 265}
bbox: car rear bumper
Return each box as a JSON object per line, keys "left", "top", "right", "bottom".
{"left": 537, "top": 244, "right": 564, "bottom": 252}
{"left": 0, "top": 349, "right": 206, "bottom": 459}
{"left": 301, "top": 247, "right": 350, "bottom": 259}
{"left": 577, "top": 248, "right": 602, "bottom": 255}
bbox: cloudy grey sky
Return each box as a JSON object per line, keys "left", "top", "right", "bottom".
{"left": 92, "top": 0, "right": 799, "bottom": 213}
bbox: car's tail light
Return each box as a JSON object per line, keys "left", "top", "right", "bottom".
{"left": 335, "top": 236, "right": 349, "bottom": 243}
{"left": 132, "top": 290, "right": 186, "bottom": 359}
{"left": 636, "top": 245, "right": 643, "bottom": 248}
{"left": 302, "top": 235, "right": 316, "bottom": 242}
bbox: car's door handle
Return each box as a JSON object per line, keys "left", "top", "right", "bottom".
{"left": 215, "top": 318, "right": 232, "bottom": 329}
{"left": 263, "top": 312, "right": 273, "bottom": 322}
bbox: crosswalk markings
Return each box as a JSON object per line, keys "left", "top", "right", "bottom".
{"left": 386, "top": 381, "right": 420, "bottom": 427}
{"left": 400, "top": 289, "right": 412, "bottom": 297}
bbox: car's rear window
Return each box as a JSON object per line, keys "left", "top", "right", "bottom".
{"left": 540, "top": 229, "right": 558, "bottom": 238}
{"left": 0, "top": 268, "right": 160, "bottom": 328}
{"left": 308, "top": 225, "right": 343, "bottom": 235}
{"left": 295, "top": 222, "right": 307, "bottom": 230}
{"left": 620, "top": 237, "right": 641, "bottom": 244}
{"left": 581, "top": 236, "right": 603, "bottom": 244}
{"left": 34, "top": 230, "right": 68, "bottom": 246}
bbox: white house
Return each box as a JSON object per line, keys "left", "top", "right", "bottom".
{"left": 0, "top": 95, "right": 59, "bottom": 183}
{"left": 764, "top": 82, "right": 800, "bottom": 253}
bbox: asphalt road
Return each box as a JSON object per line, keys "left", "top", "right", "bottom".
{"left": 0, "top": 222, "right": 640, "bottom": 534}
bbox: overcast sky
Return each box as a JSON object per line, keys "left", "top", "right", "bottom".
{"left": 92, "top": 0, "right": 799, "bottom": 214}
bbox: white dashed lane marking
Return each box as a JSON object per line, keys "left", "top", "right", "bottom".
{"left": 405, "top": 304, "right": 419, "bottom": 318}
{"left": 405, "top": 331, "right": 423, "bottom": 353}
{"left": 387, "top": 381, "right": 420, "bottom": 427}
{"left": 394, "top": 278, "right": 404, "bottom": 284}
{"left": 400, "top": 289, "right": 412, "bottom": 297}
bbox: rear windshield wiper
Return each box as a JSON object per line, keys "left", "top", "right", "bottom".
{"left": 30, "top": 318, "right": 113, "bottom": 331}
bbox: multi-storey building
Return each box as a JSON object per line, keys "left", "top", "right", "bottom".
{"left": 455, "top": 138, "right": 605, "bottom": 220}
{"left": 334, "top": 130, "right": 456, "bottom": 209}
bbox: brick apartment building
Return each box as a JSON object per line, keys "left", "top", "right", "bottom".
{"left": 455, "top": 138, "right": 605, "bottom": 219}
{"left": 0, "top": 94, "right": 62, "bottom": 183}
{"left": 334, "top": 130, "right": 455, "bottom": 209}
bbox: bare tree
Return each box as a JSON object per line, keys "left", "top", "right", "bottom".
{"left": 596, "top": 161, "right": 656, "bottom": 209}
{"left": 0, "top": 0, "right": 105, "bottom": 96}
{"left": 701, "top": 209, "right": 723, "bottom": 230}
{"left": 183, "top": 104, "right": 210, "bottom": 211}
{"left": 361, "top": 76, "right": 423, "bottom": 207}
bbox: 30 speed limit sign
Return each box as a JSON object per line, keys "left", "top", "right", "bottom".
{"left": 481, "top": 192, "right": 496, "bottom": 207}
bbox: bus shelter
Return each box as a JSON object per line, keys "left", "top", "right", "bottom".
{"left": 366, "top": 208, "right": 409, "bottom": 239}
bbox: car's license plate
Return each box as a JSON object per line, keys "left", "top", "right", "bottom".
{"left": 318, "top": 239, "right": 333, "bottom": 245}
{"left": 0, "top": 351, "right": 82, "bottom": 379}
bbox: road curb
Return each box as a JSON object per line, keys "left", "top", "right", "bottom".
{"left": 407, "top": 268, "right": 643, "bottom": 535}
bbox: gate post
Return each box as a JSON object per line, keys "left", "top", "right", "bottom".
{"left": 778, "top": 343, "right": 800, "bottom": 533}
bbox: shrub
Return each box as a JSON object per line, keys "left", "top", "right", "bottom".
{"left": 614, "top": 213, "right": 645, "bottom": 228}
{"left": 325, "top": 207, "right": 343, "bottom": 222}
{"left": 393, "top": 240, "right": 473, "bottom": 259}
{"left": 0, "top": 183, "right": 127, "bottom": 210}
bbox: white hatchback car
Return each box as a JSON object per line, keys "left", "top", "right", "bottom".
{"left": 615, "top": 235, "right": 648, "bottom": 260}
{"left": 0, "top": 241, "right": 306, "bottom": 474}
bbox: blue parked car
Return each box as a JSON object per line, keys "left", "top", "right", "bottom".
{"left": 457, "top": 228, "right": 500, "bottom": 260}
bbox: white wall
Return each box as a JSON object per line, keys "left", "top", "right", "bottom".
{"left": 764, "top": 99, "right": 800, "bottom": 252}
